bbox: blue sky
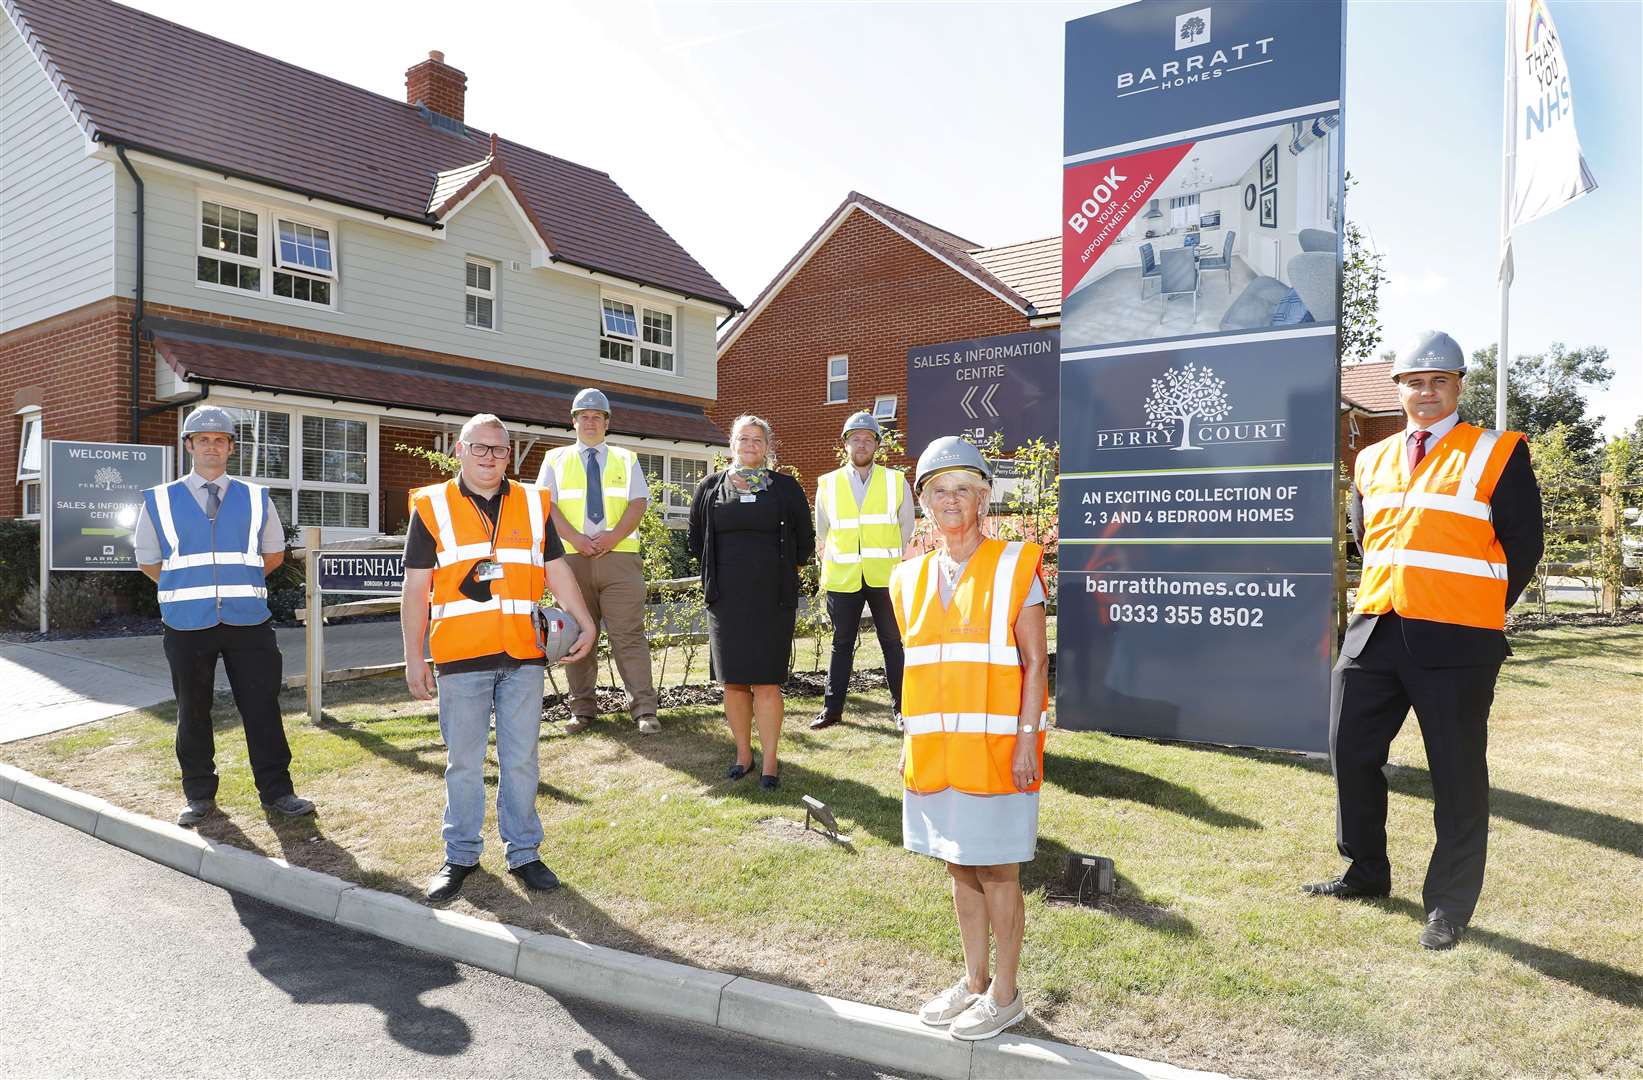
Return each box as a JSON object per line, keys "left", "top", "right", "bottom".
{"left": 130, "top": 0, "right": 1641, "bottom": 434}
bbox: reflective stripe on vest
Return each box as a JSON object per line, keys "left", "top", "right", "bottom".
{"left": 820, "top": 465, "right": 904, "bottom": 591}
{"left": 411, "top": 478, "right": 551, "bottom": 664}
{"left": 145, "top": 477, "right": 272, "bottom": 630}
{"left": 1354, "top": 422, "right": 1521, "bottom": 631}
{"left": 889, "top": 538, "right": 1046, "bottom": 797}
{"left": 550, "top": 443, "right": 639, "bottom": 553}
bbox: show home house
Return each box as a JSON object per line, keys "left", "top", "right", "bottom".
{"left": 1, "top": 0, "right": 740, "bottom": 535}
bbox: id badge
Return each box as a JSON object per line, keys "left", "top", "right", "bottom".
{"left": 739, "top": 493, "right": 756, "bottom": 503}
{"left": 474, "top": 559, "right": 504, "bottom": 581}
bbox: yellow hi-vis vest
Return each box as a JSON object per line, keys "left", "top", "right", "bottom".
{"left": 1355, "top": 422, "right": 1524, "bottom": 631}
{"left": 410, "top": 478, "right": 550, "bottom": 665}
{"left": 819, "top": 464, "right": 904, "bottom": 592}
{"left": 548, "top": 442, "right": 640, "bottom": 553}
{"left": 890, "top": 539, "right": 1047, "bottom": 797}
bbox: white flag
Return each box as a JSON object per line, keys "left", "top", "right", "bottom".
{"left": 1509, "top": 0, "right": 1597, "bottom": 229}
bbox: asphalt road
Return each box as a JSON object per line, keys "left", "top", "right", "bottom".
{"left": 0, "top": 801, "right": 913, "bottom": 1079}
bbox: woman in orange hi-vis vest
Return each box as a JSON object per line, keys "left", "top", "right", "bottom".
{"left": 891, "top": 436, "right": 1050, "bottom": 1042}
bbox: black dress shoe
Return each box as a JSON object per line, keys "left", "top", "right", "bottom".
{"left": 1420, "top": 915, "right": 1465, "bottom": 950}
{"left": 510, "top": 860, "right": 561, "bottom": 893}
{"left": 425, "top": 861, "right": 476, "bottom": 902}
{"left": 760, "top": 773, "right": 780, "bottom": 790}
{"left": 727, "top": 754, "right": 755, "bottom": 780}
{"left": 810, "top": 710, "right": 842, "bottom": 730}
{"left": 1301, "top": 876, "right": 1390, "bottom": 899}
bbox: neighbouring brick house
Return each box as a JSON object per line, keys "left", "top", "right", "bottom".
{"left": 1, "top": 0, "right": 740, "bottom": 537}
{"left": 713, "top": 192, "right": 1059, "bottom": 489}
{"left": 716, "top": 191, "right": 1395, "bottom": 494}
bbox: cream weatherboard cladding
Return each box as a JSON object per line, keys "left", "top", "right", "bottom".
{"left": 113, "top": 171, "right": 719, "bottom": 402}
{"left": 0, "top": 14, "right": 115, "bottom": 334}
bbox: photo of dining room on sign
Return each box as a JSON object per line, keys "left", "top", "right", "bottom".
{"left": 1062, "top": 112, "right": 1341, "bottom": 347}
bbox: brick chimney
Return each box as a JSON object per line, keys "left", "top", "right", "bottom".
{"left": 406, "top": 50, "right": 467, "bottom": 123}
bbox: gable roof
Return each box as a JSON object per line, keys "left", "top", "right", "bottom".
{"left": 5, "top": 0, "right": 739, "bottom": 311}
{"left": 1340, "top": 360, "right": 1401, "bottom": 413}
{"left": 719, "top": 191, "right": 1037, "bottom": 354}
{"left": 970, "top": 237, "right": 1060, "bottom": 320}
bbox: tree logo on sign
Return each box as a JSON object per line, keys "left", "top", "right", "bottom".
{"left": 1145, "top": 364, "right": 1229, "bottom": 451}
{"left": 93, "top": 466, "right": 123, "bottom": 490}
{"left": 1175, "top": 7, "right": 1211, "bottom": 49}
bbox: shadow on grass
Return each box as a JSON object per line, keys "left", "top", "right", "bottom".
{"left": 320, "top": 711, "right": 586, "bottom": 806}
{"left": 1196, "top": 743, "right": 1643, "bottom": 860}
{"left": 1378, "top": 896, "right": 1643, "bottom": 1008}
{"left": 1043, "top": 749, "right": 1262, "bottom": 832}
{"left": 1026, "top": 834, "right": 1197, "bottom": 937}
{"left": 203, "top": 817, "right": 473, "bottom": 1056}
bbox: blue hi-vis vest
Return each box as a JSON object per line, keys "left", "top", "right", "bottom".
{"left": 143, "top": 477, "right": 272, "bottom": 630}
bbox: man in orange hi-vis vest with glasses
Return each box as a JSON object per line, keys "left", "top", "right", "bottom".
{"left": 401, "top": 414, "right": 598, "bottom": 904}
{"left": 1303, "top": 332, "right": 1543, "bottom": 951}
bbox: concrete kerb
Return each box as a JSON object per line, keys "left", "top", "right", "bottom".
{"left": 0, "top": 764, "right": 1226, "bottom": 1080}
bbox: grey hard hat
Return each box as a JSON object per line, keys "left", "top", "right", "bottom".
{"left": 914, "top": 436, "right": 992, "bottom": 493}
{"left": 841, "top": 411, "right": 883, "bottom": 441}
{"left": 534, "top": 606, "right": 583, "bottom": 664}
{"left": 1391, "top": 331, "right": 1467, "bottom": 380}
{"left": 571, "top": 388, "right": 611, "bottom": 416}
{"left": 181, "top": 406, "right": 239, "bottom": 439}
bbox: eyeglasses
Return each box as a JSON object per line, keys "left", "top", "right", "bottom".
{"left": 465, "top": 443, "right": 512, "bottom": 460}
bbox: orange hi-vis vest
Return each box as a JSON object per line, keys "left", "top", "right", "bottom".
{"left": 1355, "top": 421, "right": 1524, "bottom": 631}
{"left": 890, "top": 538, "right": 1047, "bottom": 797}
{"left": 410, "top": 478, "right": 551, "bottom": 665}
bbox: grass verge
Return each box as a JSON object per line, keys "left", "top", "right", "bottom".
{"left": 4, "top": 624, "right": 1639, "bottom": 1078}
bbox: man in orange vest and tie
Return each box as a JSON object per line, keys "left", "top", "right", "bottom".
{"left": 1303, "top": 331, "right": 1543, "bottom": 950}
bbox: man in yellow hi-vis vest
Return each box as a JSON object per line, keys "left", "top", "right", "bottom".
{"left": 536, "top": 388, "right": 660, "bottom": 734}
{"left": 1303, "top": 331, "right": 1542, "bottom": 952}
{"left": 811, "top": 411, "right": 914, "bottom": 731}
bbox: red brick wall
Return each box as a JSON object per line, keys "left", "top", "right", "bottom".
{"left": 405, "top": 52, "right": 467, "bottom": 122}
{"left": 714, "top": 209, "right": 1034, "bottom": 489}
{"left": 1340, "top": 411, "right": 1405, "bottom": 478}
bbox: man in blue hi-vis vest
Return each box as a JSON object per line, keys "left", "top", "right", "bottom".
{"left": 134, "top": 406, "right": 313, "bottom": 827}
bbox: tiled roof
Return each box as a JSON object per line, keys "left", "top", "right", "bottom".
{"left": 8, "top": 0, "right": 739, "bottom": 310}
{"left": 147, "top": 318, "right": 726, "bottom": 444}
{"left": 970, "top": 237, "right": 1061, "bottom": 319}
{"left": 1340, "top": 361, "right": 1401, "bottom": 413}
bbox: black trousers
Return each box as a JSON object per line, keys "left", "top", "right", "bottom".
{"left": 824, "top": 585, "right": 904, "bottom": 715}
{"left": 162, "top": 620, "right": 293, "bottom": 803}
{"left": 1330, "top": 614, "right": 1499, "bottom": 924}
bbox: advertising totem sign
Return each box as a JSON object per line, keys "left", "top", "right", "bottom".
{"left": 1058, "top": 0, "right": 1346, "bottom": 751}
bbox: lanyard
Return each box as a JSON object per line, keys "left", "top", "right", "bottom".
{"left": 464, "top": 482, "right": 505, "bottom": 555}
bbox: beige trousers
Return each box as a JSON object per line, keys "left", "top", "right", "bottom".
{"left": 560, "top": 551, "right": 657, "bottom": 721}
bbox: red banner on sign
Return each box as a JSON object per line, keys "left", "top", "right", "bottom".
{"left": 1061, "top": 141, "right": 1195, "bottom": 298}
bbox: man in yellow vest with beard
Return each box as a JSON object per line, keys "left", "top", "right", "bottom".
{"left": 811, "top": 412, "right": 915, "bottom": 731}
{"left": 536, "top": 389, "right": 660, "bottom": 734}
{"left": 1303, "top": 331, "right": 1543, "bottom": 950}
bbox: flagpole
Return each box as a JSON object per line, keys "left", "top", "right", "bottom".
{"left": 1497, "top": 0, "right": 1514, "bottom": 432}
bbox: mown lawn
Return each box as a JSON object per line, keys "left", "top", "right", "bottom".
{"left": 5, "top": 624, "right": 1639, "bottom": 1078}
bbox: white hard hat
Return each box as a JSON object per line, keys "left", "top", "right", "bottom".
{"left": 534, "top": 606, "right": 583, "bottom": 664}
{"left": 181, "top": 406, "right": 239, "bottom": 439}
{"left": 1391, "top": 331, "right": 1467, "bottom": 380}
{"left": 841, "top": 411, "right": 883, "bottom": 441}
{"left": 914, "top": 436, "right": 992, "bottom": 494}
{"left": 571, "top": 388, "right": 611, "bottom": 416}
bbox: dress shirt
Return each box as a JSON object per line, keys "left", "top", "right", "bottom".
{"left": 535, "top": 439, "right": 650, "bottom": 535}
{"left": 133, "top": 471, "right": 287, "bottom": 564}
{"left": 1406, "top": 410, "right": 1461, "bottom": 461}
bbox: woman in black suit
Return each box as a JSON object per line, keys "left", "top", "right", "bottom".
{"left": 687, "top": 415, "right": 815, "bottom": 789}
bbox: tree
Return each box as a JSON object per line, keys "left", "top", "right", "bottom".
{"left": 1529, "top": 424, "right": 1599, "bottom": 610}
{"left": 1339, "top": 173, "right": 1389, "bottom": 365}
{"left": 1458, "top": 342, "right": 1613, "bottom": 467}
{"left": 1145, "top": 363, "right": 1229, "bottom": 451}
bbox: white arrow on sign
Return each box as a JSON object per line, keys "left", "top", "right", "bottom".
{"left": 960, "top": 385, "right": 979, "bottom": 418}
{"left": 980, "top": 383, "right": 1001, "bottom": 417}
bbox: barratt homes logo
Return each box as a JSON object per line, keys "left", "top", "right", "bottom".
{"left": 92, "top": 466, "right": 123, "bottom": 490}
{"left": 1116, "top": 7, "right": 1273, "bottom": 98}
{"left": 1176, "top": 8, "right": 1210, "bottom": 50}
{"left": 1092, "top": 363, "right": 1288, "bottom": 452}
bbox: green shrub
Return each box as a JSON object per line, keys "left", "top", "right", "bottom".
{"left": 0, "top": 519, "right": 40, "bottom": 622}
{"left": 20, "top": 574, "right": 110, "bottom": 633}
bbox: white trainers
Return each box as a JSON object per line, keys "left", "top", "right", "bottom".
{"left": 638, "top": 717, "right": 661, "bottom": 734}
{"left": 563, "top": 716, "right": 591, "bottom": 734}
{"left": 918, "top": 979, "right": 981, "bottom": 1027}
{"left": 949, "top": 991, "right": 1026, "bottom": 1041}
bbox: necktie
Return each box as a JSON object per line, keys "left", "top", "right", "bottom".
{"left": 1408, "top": 430, "right": 1429, "bottom": 473}
{"left": 205, "top": 481, "right": 221, "bottom": 520}
{"left": 584, "top": 448, "right": 604, "bottom": 525}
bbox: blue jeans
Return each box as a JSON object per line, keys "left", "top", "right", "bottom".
{"left": 436, "top": 663, "right": 546, "bottom": 869}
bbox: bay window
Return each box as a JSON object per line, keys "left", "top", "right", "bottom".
{"left": 183, "top": 404, "right": 372, "bottom": 531}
